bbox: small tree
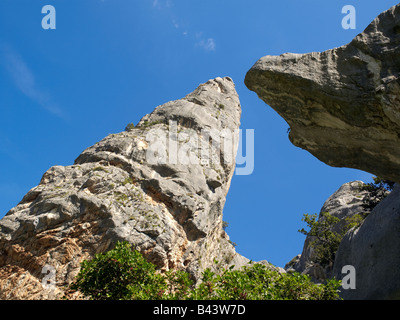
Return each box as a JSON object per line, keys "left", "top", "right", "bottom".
{"left": 70, "top": 242, "right": 341, "bottom": 300}
{"left": 298, "top": 177, "right": 395, "bottom": 269}
{"left": 192, "top": 263, "right": 341, "bottom": 300}
{"left": 360, "top": 176, "right": 394, "bottom": 213}
{"left": 70, "top": 241, "right": 167, "bottom": 300}
{"left": 125, "top": 123, "right": 135, "bottom": 131}
{"left": 298, "top": 212, "right": 343, "bottom": 268}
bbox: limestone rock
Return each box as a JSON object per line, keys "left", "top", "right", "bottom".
{"left": 288, "top": 181, "right": 370, "bottom": 282}
{"left": 245, "top": 4, "right": 400, "bottom": 183}
{"left": 0, "top": 77, "right": 249, "bottom": 299}
{"left": 333, "top": 184, "right": 400, "bottom": 300}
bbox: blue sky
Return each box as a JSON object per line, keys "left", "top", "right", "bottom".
{"left": 0, "top": 0, "right": 398, "bottom": 268}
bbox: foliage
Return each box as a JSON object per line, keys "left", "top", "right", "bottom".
{"left": 192, "top": 263, "right": 340, "bottom": 300}
{"left": 163, "top": 269, "right": 194, "bottom": 300}
{"left": 228, "top": 239, "right": 237, "bottom": 248}
{"left": 70, "top": 241, "right": 341, "bottom": 300}
{"left": 138, "top": 120, "right": 164, "bottom": 128}
{"left": 359, "top": 176, "right": 394, "bottom": 213}
{"left": 70, "top": 242, "right": 167, "bottom": 300}
{"left": 298, "top": 177, "right": 395, "bottom": 268}
{"left": 125, "top": 123, "right": 135, "bottom": 131}
{"left": 122, "top": 176, "right": 134, "bottom": 186}
{"left": 298, "top": 212, "right": 344, "bottom": 267}
{"left": 343, "top": 213, "right": 364, "bottom": 231}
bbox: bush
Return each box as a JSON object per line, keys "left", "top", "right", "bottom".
{"left": 298, "top": 177, "right": 395, "bottom": 268}
{"left": 360, "top": 176, "right": 394, "bottom": 213}
{"left": 192, "top": 263, "right": 340, "bottom": 300}
{"left": 298, "top": 212, "right": 343, "bottom": 268}
{"left": 125, "top": 123, "right": 135, "bottom": 131}
{"left": 70, "top": 241, "right": 167, "bottom": 300}
{"left": 70, "top": 241, "right": 341, "bottom": 300}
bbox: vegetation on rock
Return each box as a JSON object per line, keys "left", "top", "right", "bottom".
{"left": 70, "top": 241, "right": 341, "bottom": 300}
{"left": 298, "top": 177, "right": 395, "bottom": 269}
{"left": 359, "top": 176, "right": 395, "bottom": 214}
{"left": 299, "top": 212, "right": 343, "bottom": 268}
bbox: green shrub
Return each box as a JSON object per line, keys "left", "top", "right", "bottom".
{"left": 298, "top": 177, "right": 395, "bottom": 269}
{"left": 360, "top": 176, "right": 394, "bottom": 213}
{"left": 70, "top": 242, "right": 341, "bottom": 300}
{"left": 192, "top": 263, "right": 340, "bottom": 300}
{"left": 125, "top": 123, "right": 135, "bottom": 131}
{"left": 70, "top": 242, "right": 167, "bottom": 300}
{"left": 298, "top": 212, "right": 343, "bottom": 268}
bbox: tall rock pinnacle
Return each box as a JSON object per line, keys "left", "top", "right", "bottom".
{"left": 0, "top": 76, "right": 248, "bottom": 299}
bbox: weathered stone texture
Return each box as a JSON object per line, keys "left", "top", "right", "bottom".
{"left": 0, "top": 77, "right": 248, "bottom": 299}
{"left": 245, "top": 4, "right": 400, "bottom": 183}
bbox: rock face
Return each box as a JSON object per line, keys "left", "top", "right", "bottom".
{"left": 286, "top": 179, "right": 400, "bottom": 300}
{"left": 286, "top": 181, "right": 369, "bottom": 282}
{"left": 333, "top": 184, "right": 400, "bottom": 300}
{"left": 246, "top": 3, "right": 400, "bottom": 299}
{"left": 0, "top": 76, "right": 249, "bottom": 299}
{"left": 245, "top": 4, "right": 400, "bottom": 183}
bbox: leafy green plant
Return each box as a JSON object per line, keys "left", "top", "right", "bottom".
{"left": 192, "top": 263, "right": 340, "bottom": 300}
{"left": 359, "top": 176, "right": 394, "bottom": 213}
{"left": 113, "top": 191, "right": 129, "bottom": 206}
{"left": 298, "top": 212, "right": 343, "bottom": 268}
{"left": 92, "top": 166, "right": 109, "bottom": 173}
{"left": 228, "top": 239, "right": 237, "bottom": 248}
{"left": 125, "top": 123, "right": 135, "bottom": 131}
{"left": 298, "top": 177, "right": 395, "bottom": 269}
{"left": 164, "top": 269, "right": 194, "bottom": 300}
{"left": 122, "top": 176, "right": 134, "bottom": 186}
{"left": 70, "top": 242, "right": 167, "bottom": 300}
{"left": 138, "top": 120, "right": 164, "bottom": 128}
{"left": 343, "top": 213, "right": 364, "bottom": 230}
{"left": 70, "top": 242, "right": 341, "bottom": 300}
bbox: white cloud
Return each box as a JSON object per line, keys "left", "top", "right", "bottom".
{"left": 172, "top": 19, "right": 179, "bottom": 29}
{"left": 1, "top": 45, "right": 65, "bottom": 119}
{"left": 196, "top": 38, "right": 216, "bottom": 52}
{"left": 150, "top": 1, "right": 215, "bottom": 53}
{"left": 152, "top": 0, "right": 173, "bottom": 9}
{"left": 165, "top": 0, "right": 173, "bottom": 8}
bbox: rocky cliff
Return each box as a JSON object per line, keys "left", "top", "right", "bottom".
{"left": 333, "top": 183, "right": 400, "bottom": 300}
{"left": 2, "top": 3, "right": 400, "bottom": 301}
{"left": 246, "top": 3, "right": 400, "bottom": 300}
{"left": 286, "top": 179, "right": 400, "bottom": 300}
{"left": 286, "top": 181, "right": 370, "bottom": 282}
{"left": 245, "top": 3, "right": 400, "bottom": 183}
{"left": 0, "top": 76, "right": 249, "bottom": 299}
